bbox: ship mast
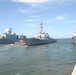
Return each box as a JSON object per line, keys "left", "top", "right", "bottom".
{"left": 40, "top": 22, "right": 43, "bottom": 33}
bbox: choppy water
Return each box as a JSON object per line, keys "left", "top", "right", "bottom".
{"left": 0, "top": 39, "right": 76, "bottom": 75}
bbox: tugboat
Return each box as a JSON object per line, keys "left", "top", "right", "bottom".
{"left": 0, "top": 28, "right": 25, "bottom": 44}
{"left": 24, "top": 22, "right": 57, "bottom": 46}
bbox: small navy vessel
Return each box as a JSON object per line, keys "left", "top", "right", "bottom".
{"left": 72, "top": 32, "right": 76, "bottom": 43}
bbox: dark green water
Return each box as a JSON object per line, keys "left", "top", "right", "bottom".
{"left": 0, "top": 39, "right": 76, "bottom": 75}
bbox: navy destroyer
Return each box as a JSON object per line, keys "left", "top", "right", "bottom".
{"left": 72, "top": 32, "right": 76, "bottom": 43}
{"left": 0, "top": 28, "right": 25, "bottom": 44}
{"left": 24, "top": 22, "right": 57, "bottom": 46}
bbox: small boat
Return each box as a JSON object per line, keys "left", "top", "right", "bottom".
{"left": 24, "top": 22, "right": 57, "bottom": 46}
{"left": 15, "top": 40, "right": 26, "bottom": 45}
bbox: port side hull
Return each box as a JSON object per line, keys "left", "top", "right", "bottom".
{"left": 25, "top": 38, "right": 57, "bottom": 46}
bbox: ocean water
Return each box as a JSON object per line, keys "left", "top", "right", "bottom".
{"left": 0, "top": 39, "right": 76, "bottom": 75}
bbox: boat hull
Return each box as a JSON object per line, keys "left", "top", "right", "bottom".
{"left": 24, "top": 38, "right": 57, "bottom": 46}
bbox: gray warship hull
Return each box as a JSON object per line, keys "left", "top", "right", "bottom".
{"left": 0, "top": 39, "right": 20, "bottom": 44}
{"left": 25, "top": 38, "right": 57, "bottom": 46}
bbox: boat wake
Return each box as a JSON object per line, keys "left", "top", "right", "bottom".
{"left": 0, "top": 44, "right": 15, "bottom": 52}
{"left": 15, "top": 73, "right": 20, "bottom": 75}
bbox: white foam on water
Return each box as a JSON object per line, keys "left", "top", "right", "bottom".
{"left": 15, "top": 73, "right": 20, "bottom": 75}
{"left": 0, "top": 44, "right": 14, "bottom": 52}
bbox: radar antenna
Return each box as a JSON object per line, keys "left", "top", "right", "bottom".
{"left": 40, "top": 22, "right": 43, "bottom": 33}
